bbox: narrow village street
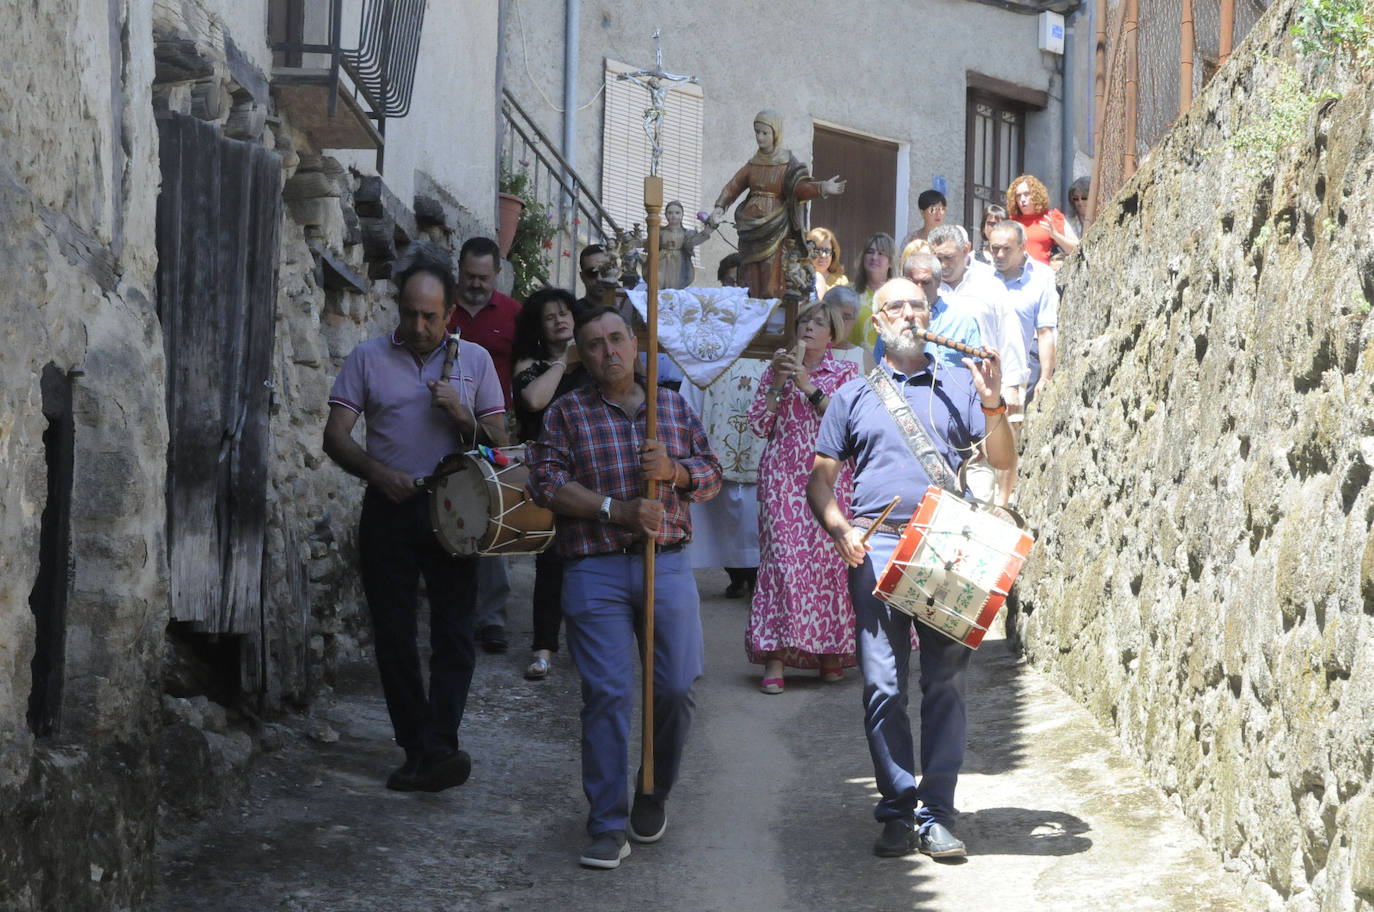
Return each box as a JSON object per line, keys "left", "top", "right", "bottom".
{"left": 156, "top": 559, "right": 1268, "bottom": 911}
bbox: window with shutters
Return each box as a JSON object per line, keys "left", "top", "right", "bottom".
{"left": 600, "top": 58, "right": 705, "bottom": 245}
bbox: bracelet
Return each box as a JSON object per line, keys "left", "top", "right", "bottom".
{"left": 807, "top": 388, "right": 825, "bottom": 406}
{"left": 980, "top": 397, "right": 1007, "bottom": 416}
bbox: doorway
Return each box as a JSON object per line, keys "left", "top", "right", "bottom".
{"left": 810, "top": 125, "right": 898, "bottom": 283}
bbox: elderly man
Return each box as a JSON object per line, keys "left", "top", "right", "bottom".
{"left": 806, "top": 277, "right": 1014, "bottom": 860}
{"left": 901, "top": 251, "right": 983, "bottom": 373}
{"left": 989, "top": 220, "right": 1058, "bottom": 406}
{"left": 527, "top": 304, "right": 722, "bottom": 870}
{"left": 323, "top": 251, "right": 507, "bottom": 792}
{"left": 446, "top": 236, "right": 523, "bottom": 654}
{"left": 929, "top": 225, "right": 1029, "bottom": 417}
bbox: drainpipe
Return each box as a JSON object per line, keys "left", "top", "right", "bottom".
{"left": 496, "top": 0, "right": 509, "bottom": 228}
{"left": 1061, "top": 6, "right": 1077, "bottom": 207}
{"left": 563, "top": 0, "right": 579, "bottom": 180}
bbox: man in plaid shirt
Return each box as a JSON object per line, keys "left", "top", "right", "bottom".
{"left": 527, "top": 304, "right": 721, "bottom": 870}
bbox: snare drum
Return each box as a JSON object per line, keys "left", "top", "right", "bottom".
{"left": 426, "top": 446, "right": 555, "bottom": 557}
{"left": 873, "top": 485, "right": 1034, "bottom": 649}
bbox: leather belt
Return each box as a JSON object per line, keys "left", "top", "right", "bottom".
{"left": 850, "top": 516, "right": 905, "bottom": 537}
{"left": 587, "top": 541, "right": 686, "bottom": 557}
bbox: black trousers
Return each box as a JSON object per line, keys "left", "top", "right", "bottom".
{"left": 358, "top": 488, "right": 477, "bottom": 757}
{"left": 530, "top": 547, "right": 565, "bottom": 653}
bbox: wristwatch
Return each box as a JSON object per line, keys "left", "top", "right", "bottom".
{"left": 597, "top": 496, "right": 612, "bottom": 524}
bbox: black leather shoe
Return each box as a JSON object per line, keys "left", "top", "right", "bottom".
{"left": 873, "top": 819, "right": 917, "bottom": 857}
{"left": 477, "top": 625, "right": 508, "bottom": 654}
{"left": 724, "top": 579, "right": 748, "bottom": 598}
{"left": 415, "top": 749, "right": 472, "bottom": 792}
{"left": 385, "top": 753, "right": 424, "bottom": 791}
{"left": 917, "top": 821, "right": 967, "bottom": 858}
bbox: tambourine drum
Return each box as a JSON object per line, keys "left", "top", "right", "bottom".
{"left": 426, "top": 446, "right": 555, "bottom": 557}
{"left": 873, "top": 485, "right": 1034, "bottom": 649}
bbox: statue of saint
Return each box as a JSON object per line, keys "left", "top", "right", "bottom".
{"left": 658, "top": 200, "right": 712, "bottom": 289}
{"left": 708, "top": 110, "right": 845, "bottom": 300}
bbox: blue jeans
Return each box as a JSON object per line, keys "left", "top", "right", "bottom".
{"left": 561, "top": 549, "right": 704, "bottom": 837}
{"left": 849, "top": 532, "right": 971, "bottom": 832}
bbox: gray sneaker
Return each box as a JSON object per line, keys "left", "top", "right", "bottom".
{"left": 917, "top": 821, "right": 967, "bottom": 858}
{"left": 579, "top": 831, "right": 630, "bottom": 869}
{"left": 629, "top": 794, "right": 667, "bottom": 843}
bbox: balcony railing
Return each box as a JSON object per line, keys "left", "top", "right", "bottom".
{"left": 269, "top": 0, "right": 426, "bottom": 172}
{"left": 501, "top": 90, "right": 622, "bottom": 293}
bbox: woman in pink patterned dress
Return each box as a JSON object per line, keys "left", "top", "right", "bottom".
{"left": 746, "top": 300, "right": 859, "bottom": 693}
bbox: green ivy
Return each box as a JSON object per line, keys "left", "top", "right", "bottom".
{"left": 1292, "top": 0, "right": 1373, "bottom": 69}
{"left": 1218, "top": 59, "right": 1335, "bottom": 180}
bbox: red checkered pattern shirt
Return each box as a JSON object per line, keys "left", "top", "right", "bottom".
{"left": 526, "top": 381, "right": 722, "bottom": 557}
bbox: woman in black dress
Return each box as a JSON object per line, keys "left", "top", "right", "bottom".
{"left": 511, "top": 288, "right": 585, "bottom": 679}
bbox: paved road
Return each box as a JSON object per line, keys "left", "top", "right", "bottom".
{"left": 157, "top": 560, "right": 1270, "bottom": 911}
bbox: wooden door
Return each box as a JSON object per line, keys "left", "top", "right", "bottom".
{"left": 810, "top": 125, "right": 898, "bottom": 283}
{"left": 964, "top": 91, "right": 1026, "bottom": 238}
{"left": 157, "top": 113, "right": 282, "bottom": 690}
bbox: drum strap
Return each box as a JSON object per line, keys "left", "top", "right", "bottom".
{"left": 865, "top": 367, "right": 961, "bottom": 495}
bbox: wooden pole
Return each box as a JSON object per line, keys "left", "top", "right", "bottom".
{"left": 640, "top": 173, "right": 663, "bottom": 796}
{"left": 1180, "top": 0, "right": 1195, "bottom": 116}
{"left": 1124, "top": 0, "right": 1139, "bottom": 179}
{"left": 1219, "top": 0, "right": 1235, "bottom": 66}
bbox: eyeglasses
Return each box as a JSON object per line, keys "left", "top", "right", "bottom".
{"left": 880, "top": 299, "right": 931, "bottom": 315}
{"left": 815, "top": 247, "right": 833, "bottom": 256}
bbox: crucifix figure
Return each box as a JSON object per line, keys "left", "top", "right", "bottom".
{"left": 617, "top": 30, "right": 697, "bottom": 176}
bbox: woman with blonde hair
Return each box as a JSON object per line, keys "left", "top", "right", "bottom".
{"left": 746, "top": 299, "right": 859, "bottom": 693}
{"left": 847, "top": 232, "right": 897, "bottom": 349}
{"left": 808, "top": 226, "right": 847, "bottom": 298}
{"left": 1006, "top": 173, "right": 1078, "bottom": 265}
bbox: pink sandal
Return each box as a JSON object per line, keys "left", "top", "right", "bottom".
{"left": 820, "top": 666, "right": 844, "bottom": 683}
{"left": 760, "top": 677, "right": 784, "bottom": 695}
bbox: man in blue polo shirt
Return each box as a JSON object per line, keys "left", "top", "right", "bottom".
{"left": 324, "top": 249, "right": 507, "bottom": 792}
{"left": 806, "top": 282, "right": 1015, "bottom": 861}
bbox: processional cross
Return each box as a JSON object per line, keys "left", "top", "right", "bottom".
{"left": 615, "top": 31, "right": 698, "bottom": 796}
{"left": 617, "top": 30, "right": 698, "bottom": 177}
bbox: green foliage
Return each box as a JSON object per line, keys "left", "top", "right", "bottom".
{"left": 1220, "top": 60, "right": 1335, "bottom": 180}
{"left": 500, "top": 163, "right": 556, "bottom": 300}
{"left": 1292, "top": 0, "right": 1374, "bottom": 69}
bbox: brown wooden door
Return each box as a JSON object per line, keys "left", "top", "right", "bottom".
{"left": 964, "top": 91, "right": 1026, "bottom": 239}
{"left": 810, "top": 125, "right": 898, "bottom": 283}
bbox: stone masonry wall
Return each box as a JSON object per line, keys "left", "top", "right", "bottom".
{"left": 1013, "top": 1, "right": 1374, "bottom": 908}
{"left": 0, "top": 0, "right": 167, "bottom": 909}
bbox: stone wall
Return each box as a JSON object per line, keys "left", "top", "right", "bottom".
{"left": 1013, "top": 1, "right": 1374, "bottom": 907}
{"left": 0, "top": 0, "right": 166, "bottom": 908}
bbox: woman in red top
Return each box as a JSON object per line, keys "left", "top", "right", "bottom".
{"left": 1006, "top": 173, "right": 1078, "bottom": 265}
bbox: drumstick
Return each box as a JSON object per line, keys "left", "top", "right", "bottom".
{"left": 912, "top": 328, "right": 990, "bottom": 361}
{"left": 858, "top": 495, "right": 901, "bottom": 546}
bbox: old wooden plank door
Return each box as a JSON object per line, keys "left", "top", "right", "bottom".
{"left": 156, "top": 112, "right": 282, "bottom": 690}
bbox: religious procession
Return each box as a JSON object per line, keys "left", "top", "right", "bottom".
{"left": 318, "top": 29, "right": 1079, "bottom": 870}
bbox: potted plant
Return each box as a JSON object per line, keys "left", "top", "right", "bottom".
{"left": 499, "top": 162, "right": 557, "bottom": 299}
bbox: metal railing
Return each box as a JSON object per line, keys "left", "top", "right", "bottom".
{"left": 501, "top": 90, "right": 621, "bottom": 293}
{"left": 269, "top": 0, "right": 427, "bottom": 171}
